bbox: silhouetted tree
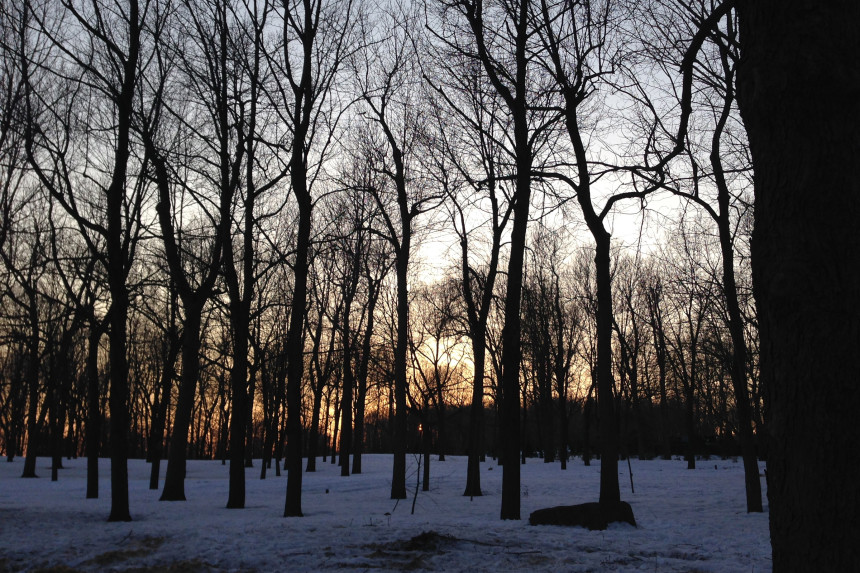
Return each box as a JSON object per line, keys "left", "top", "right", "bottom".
{"left": 433, "top": 0, "right": 557, "bottom": 520}
{"left": 266, "top": 0, "right": 357, "bottom": 515}
{"left": 359, "top": 5, "right": 442, "bottom": 499}
{"left": 735, "top": 0, "right": 860, "bottom": 568}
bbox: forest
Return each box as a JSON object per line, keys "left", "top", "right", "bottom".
{"left": 1, "top": 0, "right": 857, "bottom": 570}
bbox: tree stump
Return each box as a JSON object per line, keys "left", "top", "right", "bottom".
{"left": 528, "top": 501, "right": 636, "bottom": 530}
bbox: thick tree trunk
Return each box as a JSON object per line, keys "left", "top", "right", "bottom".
{"left": 284, "top": 157, "right": 311, "bottom": 517}
{"left": 226, "top": 315, "right": 248, "bottom": 508}
{"left": 499, "top": 149, "right": 530, "bottom": 519}
{"left": 106, "top": 275, "right": 131, "bottom": 521}
{"left": 594, "top": 238, "right": 620, "bottom": 504}
{"left": 736, "top": 1, "right": 860, "bottom": 568}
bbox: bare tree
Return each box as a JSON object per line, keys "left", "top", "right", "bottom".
{"left": 358, "top": 5, "right": 443, "bottom": 499}
{"left": 265, "top": 0, "right": 357, "bottom": 515}
{"left": 423, "top": 46, "right": 514, "bottom": 496}
{"left": 662, "top": 225, "right": 712, "bottom": 470}
{"left": 0, "top": 0, "right": 43, "bottom": 475}
{"left": 24, "top": 0, "right": 157, "bottom": 521}
{"left": 535, "top": 0, "right": 631, "bottom": 508}
{"left": 141, "top": 0, "right": 241, "bottom": 502}
{"left": 653, "top": 0, "right": 761, "bottom": 512}
{"left": 641, "top": 260, "right": 671, "bottom": 460}
{"left": 430, "top": 0, "right": 558, "bottom": 520}
{"left": 303, "top": 250, "right": 342, "bottom": 473}
{"left": 222, "top": 0, "right": 291, "bottom": 508}
{"left": 536, "top": 0, "right": 733, "bottom": 512}
{"left": 352, "top": 236, "right": 389, "bottom": 474}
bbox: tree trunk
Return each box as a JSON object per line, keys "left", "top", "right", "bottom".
{"left": 391, "top": 239, "right": 409, "bottom": 500}
{"left": 330, "top": 383, "right": 341, "bottom": 466}
{"left": 284, "top": 159, "right": 311, "bottom": 517}
{"left": 736, "top": 1, "right": 860, "bottom": 568}
{"left": 422, "top": 419, "right": 430, "bottom": 492}
{"left": 149, "top": 323, "right": 177, "bottom": 491}
{"left": 339, "top": 307, "right": 355, "bottom": 477}
{"left": 244, "top": 365, "right": 256, "bottom": 468}
{"left": 101, "top": 0, "right": 140, "bottom": 522}
{"left": 558, "top": 392, "right": 568, "bottom": 470}
{"left": 708, "top": 77, "right": 762, "bottom": 511}
{"left": 226, "top": 311, "right": 248, "bottom": 507}
{"left": 464, "top": 341, "right": 486, "bottom": 496}
{"left": 161, "top": 302, "right": 203, "bottom": 501}
{"left": 21, "top": 296, "right": 39, "bottom": 479}
{"left": 49, "top": 378, "right": 60, "bottom": 482}
{"left": 352, "top": 274, "right": 378, "bottom": 475}
{"left": 657, "top": 346, "right": 671, "bottom": 461}
{"left": 306, "top": 384, "right": 323, "bottom": 472}
{"left": 86, "top": 326, "right": 101, "bottom": 497}
{"left": 499, "top": 149, "right": 530, "bottom": 519}
{"left": 435, "top": 385, "right": 446, "bottom": 462}
{"left": 106, "top": 270, "right": 131, "bottom": 521}
{"left": 583, "top": 390, "right": 593, "bottom": 466}
{"left": 683, "top": 379, "right": 696, "bottom": 470}
{"left": 594, "top": 237, "right": 620, "bottom": 504}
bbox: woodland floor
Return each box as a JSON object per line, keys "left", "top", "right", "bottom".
{"left": 0, "top": 453, "right": 770, "bottom": 572}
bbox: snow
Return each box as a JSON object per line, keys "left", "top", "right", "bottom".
{"left": 0, "top": 454, "right": 770, "bottom": 571}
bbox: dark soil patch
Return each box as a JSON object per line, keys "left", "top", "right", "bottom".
{"left": 400, "top": 531, "right": 457, "bottom": 552}
{"left": 84, "top": 536, "right": 165, "bottom": 567}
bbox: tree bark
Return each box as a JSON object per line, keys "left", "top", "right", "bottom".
{"left": 226, "top": 305, "right": 249, "bottom": 507}
{"left": 736, "top": 1, "right": 860, "bottom": 568}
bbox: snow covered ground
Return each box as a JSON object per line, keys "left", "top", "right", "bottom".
{"left": 0, "top": 454, "right": 770, "bottom": 571}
